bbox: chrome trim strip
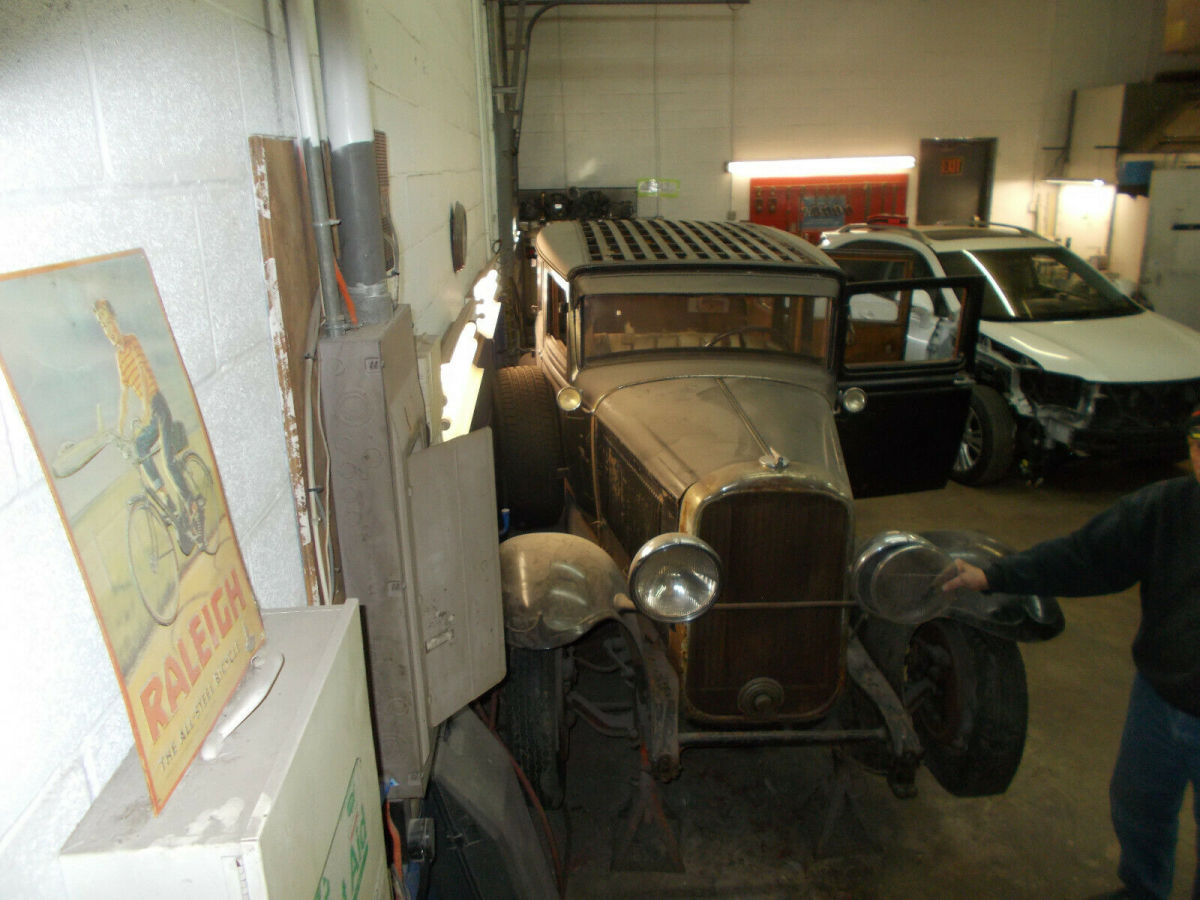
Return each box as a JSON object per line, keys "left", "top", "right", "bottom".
{"left": 678, "top": 460, "right": 851, "bottom": 535}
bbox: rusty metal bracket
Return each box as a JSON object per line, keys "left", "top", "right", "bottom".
{"left": 611, "top": 745, "right": 685, "bottom": 873}
{"left": 619, "top": 613, "right": 681, "bottom": 781}
{"left": 845, "top": 635, "right": 922, "bottom": 797}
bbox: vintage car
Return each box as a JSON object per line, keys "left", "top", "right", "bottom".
{"left": 489, "top": 218, "right": 1063, "bottom": 813}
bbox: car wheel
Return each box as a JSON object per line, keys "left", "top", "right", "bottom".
{"left": 951, "top": 385, "right": 1015, "bottom": 485}
{"left": 498, "top": 646, "right": 567, "bottom": 810}
{"left": 905, "top": 619, "right": 1028, "bottom": 797}
{"left": 492, "top": 365, "right": 564, "bottom": 529}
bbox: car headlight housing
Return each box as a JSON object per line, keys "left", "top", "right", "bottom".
{"left": 852, "top": 531, "right": 953, "bottom": 624}
{"left": 628, "top": 533, "right": 721, "bottom": 623}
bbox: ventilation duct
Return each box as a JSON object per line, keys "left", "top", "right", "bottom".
{"left": 316, "top": 0, "right": 391, "bottom": 325}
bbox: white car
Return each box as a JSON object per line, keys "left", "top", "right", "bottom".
{"left": 822, "top": 222, "right": 1200, "bottom": 484}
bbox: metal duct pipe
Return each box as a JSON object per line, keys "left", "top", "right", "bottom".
{"left": 315, "top": 0, "right": 391, "bottom": 326}
{"left": 282, "top": 0, "right": 347, "bottom": 336}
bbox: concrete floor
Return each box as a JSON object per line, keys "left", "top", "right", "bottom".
{"left": 553, "top": 457, "right": 1198, "bottom": 899}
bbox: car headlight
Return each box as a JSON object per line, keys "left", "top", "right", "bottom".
{"left": 852, "top": 531, "right": 953, "bottom": 624}
{"left": 628, "top": 533, "right": 721, "bottom": 623}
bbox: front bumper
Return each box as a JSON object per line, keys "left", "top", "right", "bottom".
{"left": 1026, "top": 376, "right": 1200, "bottom": 458}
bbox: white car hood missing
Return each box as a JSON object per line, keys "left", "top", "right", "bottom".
{"left": 981, "top": 311, "right": 1200, "bottom": 383}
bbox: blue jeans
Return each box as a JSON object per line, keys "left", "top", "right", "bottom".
{"left": 1110, "top": 673, "right": 1200, "bottom": 899}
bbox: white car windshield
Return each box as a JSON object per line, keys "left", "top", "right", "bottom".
{"left": 579, "top": 293, "right": 833, "bottom": 364}
{"left": 936, "top": 246, "right": 1141, "bottom": 322}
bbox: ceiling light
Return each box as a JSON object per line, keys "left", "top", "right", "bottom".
{"left": 725, "top": 155, "right": 916, "bottom": 178}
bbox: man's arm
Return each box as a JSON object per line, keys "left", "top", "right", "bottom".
{"left": 115, "top": 375, "right": 129, "bottom": 436}
{"left": 943, "top": 491, "right": 1150, "bottom": 598}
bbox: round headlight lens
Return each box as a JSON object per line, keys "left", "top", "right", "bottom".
{"left": 842, "top": 386, "right": 867, "bottom": 414}
{"left": 853, "top": 531, "right": 953, "bottom": 624}
{"left": 628, "top": 533, "right": 721, "bottom": 623}
{"left": 556, "top": 385, "right": 583, "bottom": 412}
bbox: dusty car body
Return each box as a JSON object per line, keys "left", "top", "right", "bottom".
{"left": 490, "top": 218, "right": 1063, "bottom": 814}
{"left": 821, "top": 221, "right": 1200, "bottom": 483}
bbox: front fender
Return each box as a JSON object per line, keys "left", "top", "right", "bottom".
{"left": 499, "top": 532, "right": 628, "bottom": 649}
{"left": 923, "top": 530, "right": 1064, "bottom": 642}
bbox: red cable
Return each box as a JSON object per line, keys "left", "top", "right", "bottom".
{"left": 384, "top": 797, "right": 403, "bottom": 874}
{"left": 472, "top": 703, "right": 566, "bottom": 897}
{"left": 334, "top": 260, "right": 359, "bottom": 325}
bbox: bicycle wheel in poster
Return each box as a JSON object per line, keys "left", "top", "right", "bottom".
{"left": 126, "top": 496, "right": 180, "bottom": 625}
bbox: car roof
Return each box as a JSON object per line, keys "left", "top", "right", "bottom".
{"left": 535, "top": 218, "right": 837, "bottom": 278}
{"left": 825, "top": 221, "right": 1056, "bottom": 252}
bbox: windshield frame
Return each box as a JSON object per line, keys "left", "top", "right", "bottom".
{"left": 934, "top": 245, "right": 1142, "bottom": 322}
{"left": 569, "top": 270, "right": 843, "bottom": 371}
{"left": 577, "top": 289, "right": 838, "bottom": 368}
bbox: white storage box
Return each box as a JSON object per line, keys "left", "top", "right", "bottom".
{"left": 61, "top": 602, "right": 388, "bottom": 900}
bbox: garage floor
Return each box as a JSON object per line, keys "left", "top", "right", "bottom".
{"left": 553, "top": 458, "right": 1198, "bottom": 900}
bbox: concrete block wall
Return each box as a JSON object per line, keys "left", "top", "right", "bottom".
{"left": 519, "top": 0, "right": 1200, "bottom": 225}
{"left": 0, "top": 0, "right": 493, "bottom": 895}
{"left": 370, "top": 0, "right": 496, "bottom": 337}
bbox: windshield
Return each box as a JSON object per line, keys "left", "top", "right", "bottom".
{"left": 580, "top": 293, "right": 834, "bottom": 364}
{"left": 935, "top": 246, "right": 1141, "bottom": 321}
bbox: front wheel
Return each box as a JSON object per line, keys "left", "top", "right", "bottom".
{"left": 951, "top": 385, "right": 1015, "bottom": 486}
{"left": 127, "top": 497, "right": 181, "bottom": 625}
{"left": 905, "top": 619, "right": 1028, "bottom": 797}
{"left": 499, "top": 646, "right": 568, "bottom": 809}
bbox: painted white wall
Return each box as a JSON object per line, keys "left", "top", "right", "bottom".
{"left": 0, "top": 0, "right": 493, "bottom": 895}
{"left": 520, "top": 0, "right": 1200, "bottom": 226}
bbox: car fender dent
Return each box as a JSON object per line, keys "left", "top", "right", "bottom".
{"left": 922, "top": 529, "right": 1065, "bottom": 641}
{"left": 499, "top": 532, "right": 629, "bottom": 649}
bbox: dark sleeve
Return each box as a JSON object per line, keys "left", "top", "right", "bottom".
{"left": 983, "top": 489, "right": 1151, "bottom": 597}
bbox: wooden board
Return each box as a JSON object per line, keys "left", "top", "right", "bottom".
{"left": 249, "top": 135, "right": 341, "bottom": 605}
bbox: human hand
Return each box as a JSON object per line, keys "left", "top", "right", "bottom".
{"left": 939, "top": 558, "right": 989, "bottom": 593}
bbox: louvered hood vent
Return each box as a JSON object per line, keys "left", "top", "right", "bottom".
{"left": 578, "top": 219, "right": 814, "bottom": 265}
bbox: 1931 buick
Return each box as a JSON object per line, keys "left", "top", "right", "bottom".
{"left": 489, "top": 218, "right": 1063, "bottom": 814}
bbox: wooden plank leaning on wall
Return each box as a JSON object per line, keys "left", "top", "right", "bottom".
{"left": 249, "top": 135, "right": 344, "bottom": 606}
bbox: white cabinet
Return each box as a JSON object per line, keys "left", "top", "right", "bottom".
{"left": 60, "top": 602, "right": 388, "bottom": 900}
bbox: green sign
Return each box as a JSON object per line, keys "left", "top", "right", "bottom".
{"left": 637, "top": 178, "right": 680, "bottom": 198}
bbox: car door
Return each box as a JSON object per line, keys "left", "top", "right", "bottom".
{"left": 831, "top": 275, "right": 983, "bottom": 498}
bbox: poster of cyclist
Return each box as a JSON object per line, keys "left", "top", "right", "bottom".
{"left": 0, "top": 249, "right": 265, "bottom": 813}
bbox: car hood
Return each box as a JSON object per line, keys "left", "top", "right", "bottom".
{"left": 593, "top": 375, "right": 849, "bottom": 500}
{"left": 981, "top": 311, "right": 1200, "bottom": 382}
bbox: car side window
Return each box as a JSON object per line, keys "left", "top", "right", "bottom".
{"left": 828, "top": 240, "right": 935, "bottom": 282}
{"left": 545, "top": 272, "right": 567, "bottom": 341}
{"left": 935, "top": 250, "right": 1008, "bottom": 319}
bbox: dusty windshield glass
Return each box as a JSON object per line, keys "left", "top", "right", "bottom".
{"left": 937, "top": 247, "right": 1140, "bottom": 322}
{"left": 580, "top": 293, "right": 833, "bottom": 364}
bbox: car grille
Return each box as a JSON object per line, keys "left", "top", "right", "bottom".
{"left": 1089, "top": 379, "right": 1200, "bottom": 432}
{"left": 680, "top": 488, "right": 851, "bottom": 724}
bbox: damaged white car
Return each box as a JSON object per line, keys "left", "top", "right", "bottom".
{"left": 823, "top": 222, "right": 1200, "bottom": 483}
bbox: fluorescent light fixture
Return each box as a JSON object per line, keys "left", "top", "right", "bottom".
{"left": 725, "top": 155, "right": 916, "bottom": 177}
{"left": 1045, "top": 178, "right": 1108, "bottom": 186}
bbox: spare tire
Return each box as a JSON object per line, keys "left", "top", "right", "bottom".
{"left": 492, "top": 366, "right": 564, "bottom": 529}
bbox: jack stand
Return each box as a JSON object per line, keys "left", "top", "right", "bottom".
{"left": 610, "top": 745, "right": 685, "bottom": 873}
{"left": 796, "top": 748, "right": 880, "bottom": 859}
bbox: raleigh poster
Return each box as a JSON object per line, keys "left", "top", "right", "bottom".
{"left": 0, "top": 249, "right": 265, "bottom": 813}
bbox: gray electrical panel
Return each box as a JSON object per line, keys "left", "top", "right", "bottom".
{"left": 320, "top": 307, "right": 504, "bottom": 798}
